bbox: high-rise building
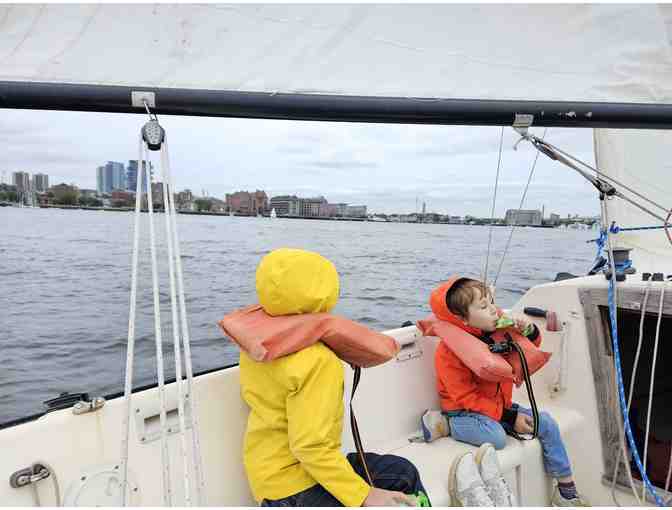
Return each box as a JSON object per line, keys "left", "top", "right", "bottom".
{"left": 126, "top": 160, "right": 152, "bottom": 192}
{"left": 12, "top": 171, "right": 30, "bottom": 192}
{"left": 96, "top": 161, "right": 126, "bottom": 194}
{"left": 96, "top": 166, "right": 104, "bottom": 194}
{"left": 32, "top": 173, "right": 49, "bottom": 192}
{"left": 111, "top": 161, "right": 126, "bottom": 191}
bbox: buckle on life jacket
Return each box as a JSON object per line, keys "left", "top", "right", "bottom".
{"left": 488, "top": 340, "right": 513, "bottom": 354}
{"left": 488, "top": 332, "right": 516, "bottom": 354}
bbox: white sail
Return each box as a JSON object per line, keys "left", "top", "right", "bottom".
{"left": 1, "top": 4, "right": 671, "bottom": 103}
{"left": 592, "top": 5, "right": 672, "bottom": 273}
{"left": 594, "top": 129, "right": 672, "bottom": 273}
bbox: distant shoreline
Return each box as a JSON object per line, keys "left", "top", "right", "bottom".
{"left": 1, "top": 203, "right": 570, "bottom": 228}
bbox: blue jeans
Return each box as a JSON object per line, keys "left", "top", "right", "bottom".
{"left": 445, "top": 403, "right": 572, "bottom": 478}
{"left": 261, "top": 452, "right": 429, "bottom": 506}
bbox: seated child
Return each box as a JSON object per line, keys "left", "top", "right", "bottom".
{"left": 421, "top": 276, "right": 588, "bottom": 507}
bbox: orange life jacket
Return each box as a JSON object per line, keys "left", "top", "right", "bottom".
{"left": 218, "top": 304, "right": 400, "bottom": 368}
{"left": 417, "top": 315, "right": 551, "bottom": 386}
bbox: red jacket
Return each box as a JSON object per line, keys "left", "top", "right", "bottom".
{"left": 430, "top": 277, "right": 542, "bottom": 421}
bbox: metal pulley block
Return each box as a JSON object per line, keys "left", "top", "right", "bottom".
{"left": 142, "top": 120, "right": 165, "bottom": 151}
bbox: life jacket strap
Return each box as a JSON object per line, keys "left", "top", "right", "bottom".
{"left": 492, "top": 334, "right": 540, "bottom": 441}
{"left": 350, "top": 366, "right": 374, "bottom": 486}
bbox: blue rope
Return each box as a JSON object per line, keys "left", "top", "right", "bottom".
{"left": 593, "top": 228, "right": 608, "bottom": 259}
{"left": 610, "top": 223, "right": 666, "bottom": 233}
{"left": 607, "top": 260, "right": 665, "bottom": 506}
{"left": 588, "top": 221, "right": 663, "bottom": 254}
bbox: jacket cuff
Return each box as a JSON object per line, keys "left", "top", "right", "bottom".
{"left": 346, "top": 481, "right": 371, "bottom": 507}
{"left": 500, "top": 407, "right": 518, "bottom": 427}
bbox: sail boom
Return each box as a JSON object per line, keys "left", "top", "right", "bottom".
{"left": 2, "top": 81, "right": 672, "bottom": 129}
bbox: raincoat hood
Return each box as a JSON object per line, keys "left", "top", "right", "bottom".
{"left": 256, "top": 248, "right": 339, "bottom": 316}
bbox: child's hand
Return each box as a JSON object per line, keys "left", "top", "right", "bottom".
{"left": 511, "top": 313, "right": 532, "bottom": 335}
{"left": 363, "top": 488, "right": 415, "bottom": 506}
{"left": 513, "top": 413, "right": 534, "bottom": 434}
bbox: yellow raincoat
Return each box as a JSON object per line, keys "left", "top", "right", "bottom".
{"left": 239, "top": 249, "right": 370, "bottom": 506}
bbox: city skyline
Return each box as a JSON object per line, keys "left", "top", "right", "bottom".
{"left": 3, "top": 168, "right": 592, "bottom": 220}
{"left": 4, "top": 170, "right": 599, "bottom": 226}
{"left": 0, "top": 109, "right": 601, "bottom": 217}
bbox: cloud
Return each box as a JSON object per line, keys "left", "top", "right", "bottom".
{"left": 307, "top": 160, "right": 378, "bottom": 169}
{"left": 0, "top": 108, "right": 600, "bottom": 217}
{"left": 277, "top": 145, "right": 313, "bottom": 155}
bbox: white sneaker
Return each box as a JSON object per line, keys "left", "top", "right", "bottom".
{"left": 475, "top": 443, "right": 516, "bottom": 506}
{"left": 551, "top": 486, "right": 590, "bottom": 507}
{"left": 448, "top": 451, "right": 494, "bottom": 507}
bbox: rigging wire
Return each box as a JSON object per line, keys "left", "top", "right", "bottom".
{"left": 483, "top": 127, "right": 505, "bottom": 292}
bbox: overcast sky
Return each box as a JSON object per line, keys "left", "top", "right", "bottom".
{"left": 1, "top": 108, "right": 600, "bottom": 217}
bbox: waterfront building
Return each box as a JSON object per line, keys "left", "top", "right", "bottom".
{"left": 12, "top": 171, "right": 30, "bottom": 192}
{"left": 330, "top": 203, "right": 348, "bottom": 217}
{"left": 111, "top": 190, "right": 134, "bottom": 205}
{"left": 32, "top": 173, "right": 49, "bottom": 192}
{"left": 151, "top": 182, "right": 164, "bottom": 205}
{"left": 226, "top": 190, "right": 268, "bottom": 215}
{"left": 96, "top": 161, "right": 126, "bottom": 194}
{"left": 50, "top": 183, "right": 79, "bottom": 201}
{"left": 125, "top": 160, "right": 151, "bottom": 192}
{"left": 175, "top": 189, "right": 194, "bottom": 210}
{"left": 79, "top": 189, "right": 98, "bottom": 199}
{"left": 269, "top": 195, "right": 300, "bottom": 216}
{"left": 504, "top": 208, "right": 543, "bottom": 226}
{"left": 299, "top": 196, "right": 327, "bottom": 217}
{"left": 344, "top": 205, "right": 367, "bottom": 218}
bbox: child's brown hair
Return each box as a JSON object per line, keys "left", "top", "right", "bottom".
{"left": 446, "top": 278, "right": 491, "bottom": 318}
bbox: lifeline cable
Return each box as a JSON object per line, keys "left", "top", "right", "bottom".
{"left": 482, "top": 126, "right": 505, "bottom": 291}
{"left": 493, "top": 127, "right": 548, "bottom": 288}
